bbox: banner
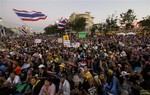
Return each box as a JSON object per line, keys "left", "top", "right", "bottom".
{"left": 34, "top": 39, "right": 42, "bottom": 43}
{"left": 63, "top": 35, "right": 69, "bottom": 40}
{"left": 78, "top": 32, "right": 86, "bottom": 38}
{"left": 58, "top": 38, "right": 63, "bottom": 43}
{"left": 63, "top": 40, "right": 70, "bottom": 47}
{"left": 75, "top": 42, "right": 80, "bottom": 48}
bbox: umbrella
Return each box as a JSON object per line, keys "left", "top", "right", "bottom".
{"left": 117, "top": 33, "right": 126, "bottom": 36}
{"left": 126, "top": 32, "right": 136, "bottom": 35}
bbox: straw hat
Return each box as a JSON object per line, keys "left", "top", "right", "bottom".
{"left": 54, "top": 57, "right": 59, "bottom": 62}
{"left": 72, "top": 75, "right": 81, "bottom": 82}
{"left": 85, "top": 72, "right": 92, "bottom": 79}
{"left": 108, "top": 69, "right": 113, "bottom": 74}
{"left": 38, "top": 64, "right": 45, "bottom": 68}
{"left": 59, "top": 63, "right": 65, "bottom": 68}
{"left": 120, "top": 71, "right": 130, "bottom": 77}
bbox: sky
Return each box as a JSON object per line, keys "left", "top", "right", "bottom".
{"left": 0, "top": 0, "right": 150, "bottom": 32}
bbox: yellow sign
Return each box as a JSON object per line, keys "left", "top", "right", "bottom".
{"left": 63, "top": 35, "right": 69, "bottom": 40}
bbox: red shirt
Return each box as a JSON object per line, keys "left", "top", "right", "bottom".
{"left": 14, "top": 66, "right": 21, "bottom": 75}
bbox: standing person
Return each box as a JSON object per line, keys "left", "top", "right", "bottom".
{"left": 57, "top": 73, "right": 70, "bottom": 95}
{"left": 39, "top": 77, "right": 56, "bottom": 95}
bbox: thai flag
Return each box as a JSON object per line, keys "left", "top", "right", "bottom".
{"left": 13, "top": 9, "right": 47, "bottom": 21}
{"left": 21, "top": 28, "right": 27, "bottom": 35}
{"left": 57, "top": 17, "right": 68, "bottom": 30}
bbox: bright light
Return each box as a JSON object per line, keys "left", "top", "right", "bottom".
{"left": 0, "top": 18, "right": 2, "bottom": 22}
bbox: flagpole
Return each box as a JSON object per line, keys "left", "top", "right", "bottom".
{"left": 0, "top": 18, "right": 6, "bottom": 37}
{"left": 12, "top": 9, "right": 31, "bottom": 35}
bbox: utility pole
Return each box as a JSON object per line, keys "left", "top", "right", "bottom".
{"left": 0, "top": 18, "right": 6, "bottom": 37}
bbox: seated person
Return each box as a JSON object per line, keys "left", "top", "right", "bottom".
{"left": 6, "top": 72, "right": 22, "bottom": 94}
{"left": 71, "top": 75, "right": 82, "bottom": 95}
{"left": 0, "top": 77, "right": 9, "bottom": 95}
{"left": 7, "top": 72, "right": 22, "bottom": 87}
{"left": 30, "top": 76, "right": 43, "bottom": 95}
{"left": 57, "top": 73, "right": 70, "bottom": 95}
{"left": 39, "top": 77, "right": 56, "bottom": 95}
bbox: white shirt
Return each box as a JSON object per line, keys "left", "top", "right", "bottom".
{"left": 59, "top": 79, "right": 70, "bottom": 95}
{"left": 7, "top": 75, "right": 21, "bottom": 84}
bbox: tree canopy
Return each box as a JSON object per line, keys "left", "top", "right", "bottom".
{"left": 67, "top": 17, "right": 86, "bottom": 32}
{"left": 44, "top": 24, "right": 63, "bottom": 35}
{"left": 120, "top": 9, "right": 137, "bottom": 30}
{"left": 138, "top": 15, "right": 150, "bottom": 31}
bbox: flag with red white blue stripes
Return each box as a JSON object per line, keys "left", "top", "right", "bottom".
{"left": 21, "top": 28, "right": 27, "bottom": 35}
{"left": 13, "top": 9, "right": 47, "bottom": 21}
{"left": 57, "top": 17, "right": 68, "bottom": 30}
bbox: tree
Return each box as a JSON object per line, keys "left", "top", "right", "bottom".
{"left": 138, "top": 15, "right": 150, "bottom": 32}
{"left": 120, "top": 9, "right": 137, "bottom": 30}
{"left": 44, "top": 24, "right": 63, "bottom": 35}
{"left": 105, "top": 14, "right": 119, "bottom": 31}
{"left": 91, "top": 24, "right": 98, "bottom": 34}
{"left": 91, "top": 23, "right": 108, "bottom": 34}
{"left": 67, "top": 17, "right": 86, "bottom": 32}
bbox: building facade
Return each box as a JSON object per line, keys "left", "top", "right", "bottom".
{"left": 69, "top": 12, "right": 94, "bottom": 32}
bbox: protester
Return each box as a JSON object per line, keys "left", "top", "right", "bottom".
{"left": 30, "top": 76, "right": 43, "bottom": 95}
{"left": 39, "top": 77, "right": 56, "bottom": 95}
{"left": 57, "top": 73, "right": 70, "bottom": 95}
{"left": 0, "top": 77, "right": 9, "bottom": 95}
{"left": 71, "top": 75, "right": 82, "bottom": 95}
{"left": 0, "top": 33, "right": 149, "bottom": 95}
{"left": 83, "top": 72, "right": 97, "bottom": 95}
{"left": 105, "top": 69, "right": 120, "bottom": 95}
{"left": 7, "top": 72, "right": 22, "bottom": 94}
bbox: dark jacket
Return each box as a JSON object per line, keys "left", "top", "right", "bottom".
{"left": 32, "top": 80, "right": 43, "bottom": 95}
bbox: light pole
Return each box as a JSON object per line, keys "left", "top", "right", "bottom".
{"left": 0, "top": 18, "right": 6, "bottom": 37}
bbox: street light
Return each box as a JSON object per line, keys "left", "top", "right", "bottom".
{"left": 0, "top": 18, "right": 2, "bottom": 22}
{"left": 0, "top": 18, "right": 6, "bottom": 37}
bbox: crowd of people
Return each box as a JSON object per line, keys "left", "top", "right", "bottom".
{"left": 0, "top": 33, "right": 149, "bottom": 95}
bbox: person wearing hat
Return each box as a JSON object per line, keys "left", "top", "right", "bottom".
{"left": 94, "top": 73, "right": 107, "bottom": 95}
{"left": 105, "top": 69, "right": 120, "bottom": 95}
{"left": 39, "top": 77, "right": 56, "bottom": 95}
{"left": 38, "top": 64, "right": 47, "bottom": 80}
{"left": 57, "top": 73, "right": 70, "bottom": 95}
{"left": 71, "top": 75, "right": 82, "bottom": 95}
{"left": 119, "top": 71, "right": 132, "bottom": 95}
{"left": 83, "top": 72, "right": 97, "bottom": 95}
{"left": 57, "top": 63, "right": 67, "bottom": 78}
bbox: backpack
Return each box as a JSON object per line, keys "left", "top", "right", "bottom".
{"left": 16, "top": 83, "right": 31, "bottom": 93}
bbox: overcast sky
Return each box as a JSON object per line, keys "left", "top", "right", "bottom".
{"left": 0, "top": 0, "right": 150, "bottom": 32}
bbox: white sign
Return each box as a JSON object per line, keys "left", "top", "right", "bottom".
{"left": 75, "top": 42, "right": 80, "bottom": 48}
{"left": 58, "top": 38, "right": 63, "bottom": 43}
{"left": 63, "top": 40, "right": 70, "bottom": 47}
{"left": 119, "top": 41, "right": 125, "bottom": 47}
{"left": 34, "top": 39, "right": 42, "bottom": 43}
